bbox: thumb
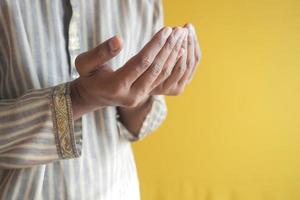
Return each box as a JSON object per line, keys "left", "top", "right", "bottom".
{"left": 75, "top": 36, "right": 122, "bottom": 76}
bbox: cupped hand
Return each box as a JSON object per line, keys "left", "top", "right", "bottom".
{"left": 150, "top": 23, "right": 201, "bottom": 96}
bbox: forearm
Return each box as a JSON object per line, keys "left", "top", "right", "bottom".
{"left": 117, "top": 96, "right": 154, "bottom": 136}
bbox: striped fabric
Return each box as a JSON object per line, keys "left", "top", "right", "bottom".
{"left": 0, "top": 0, "right": 167, "bottom": 199}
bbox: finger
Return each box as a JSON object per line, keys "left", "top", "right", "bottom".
{"left": 187, "top": 25, "right": 202, "bottom": 83}
{"left": 149, "top": 28, "right": 188, "bottom": 90}
{"left": 185, "top": 23, "right": 196, "bottom": 68}
{"left": 161, "top": 54, "right": 188, "bottom": 96}
{"left": 132, "top": 27, "right": 185, "bottom": 92}
{"left": 150, "top": 48, "right": 186, "bottom": 96}
{"left": 178, "top": 24, "right": 196, "bottom": 85}
{"left": 115, "top": 27, "right": 172, "bottom": 85}
{"left": 149, "top": 31, "right": 188, "bottom": 95}
{"left": 192, "top": 25, "right": 202, "bottom": 65}
{"left": 159, "top": 39, "right": 188, "bottom": 92}
{"left": 75, "top": 36, "right": 122, "bottom": 76}
{"left": 150, "top": 55, "right": 186, "bottom": 96}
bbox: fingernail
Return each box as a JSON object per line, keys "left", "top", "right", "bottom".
{"left": 108, "top": 36, "right": 120, "bottom": 52}
{"left": 187, "top": 23, "right": 194, "bottom": 30}
{"left": 189, "top": 30, "right": 193, "bottom": 37}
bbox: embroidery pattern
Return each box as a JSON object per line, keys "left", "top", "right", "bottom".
{"left": 50, "top": 83, "right": 77, "bottom": 159}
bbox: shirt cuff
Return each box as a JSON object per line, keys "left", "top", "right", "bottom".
{"left": 117, "top": 95, "right": 167, "bottom": 142}
{"left": 49, "top": 82, "right": 83, "bottom": 159}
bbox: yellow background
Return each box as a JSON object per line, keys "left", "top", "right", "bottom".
{"left": 133, "top": 0, "right": 300, "bottom": 199}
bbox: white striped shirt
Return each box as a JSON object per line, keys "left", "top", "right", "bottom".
{"left": 0, "top": 0, "right": 167, "bottom": 199}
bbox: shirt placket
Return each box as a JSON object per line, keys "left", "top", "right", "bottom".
{"left": 68, "top": 0, "right": 80, "bottom": 80}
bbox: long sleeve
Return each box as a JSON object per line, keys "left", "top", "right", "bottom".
{"left": 151, "top": 0, "right": 165, "bottom": 36}
{"left": 117, "top": 95, "right": 167, "bottom": 142}
{"left": 0, "top": 82, "right": 83, "bottom": 169}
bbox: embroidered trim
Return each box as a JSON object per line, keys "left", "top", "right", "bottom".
{"left": 50, "top": 83, "right": 79, "bottom": 159}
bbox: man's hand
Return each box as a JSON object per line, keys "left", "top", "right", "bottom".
{"left": 71, "top": 27, "right": 187, "bottom": 120}
{"left": 117, "top": 24, "right": 201, "bottom": 134}
{"left": 150, "top": 23, "right": 201, "bottom": 96}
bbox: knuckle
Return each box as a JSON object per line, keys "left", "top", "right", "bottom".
{"left": 118, "top": 77, "right": 131, "bottom": 90}
{"left": 112, "top": 81, "right": 125, "bottom": 96}
{"left": 166, "top": 36, "right": 176, "bottom": 49}
{"left": 122, "top": 96, "right": 139, "bottom": 107}
{"left": 186, "top": 60, "right": 191, "bottom": 68}
{"left": 151, "top": 62, "right": 163, "bottom": 75}
{"left": 166, "top": 41, "right": 173, "bottom": 51}
{"left": 96, "top": 50, "right": 105, "bottom": 61}
{"left": 179, "top": 64, "right": 186, "bottom": 72}
{"left": 140, "top": 55, "right": 151, "bottom": 68}
{"left": 186, "top": 60, "right": 194, "bottom": 68}
{"left": 174, "top": 42, "right": 182, "bottom": 52}
{"left": 188, "top": 35, "right": 194, "bottom": 46}
{"left": 137, "top": 87, "right": 147, "bottom": 98}
{"left": 93, "top": 46, "right": 109, "bottom": 64}
{"left": 158, "top": 36, "right": 165, "bottom": 47}
{"left": 130, "top": 61, "right": 142, "bottom": 75}
{"left": 162, "top": 68, "right": 172, "bottom": 77}
{"left": 95, "top": 44, "right": 109, "bottom": 56}
{"left": 195, "top": 55, "right": 200, "bottom": 63}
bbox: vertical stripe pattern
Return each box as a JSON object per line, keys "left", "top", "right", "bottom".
{"left": 0, "top": 0, "right": 167, "bottom": 199}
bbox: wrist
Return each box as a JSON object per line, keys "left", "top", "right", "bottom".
{"left": 117, "top": 95, "right": 154, "bottom": 134}
{"left": 118, "top": 95, "right": 153, "bottom": 113}
{"left": 70, "top": 79, "right": 96, "bottom": 119}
